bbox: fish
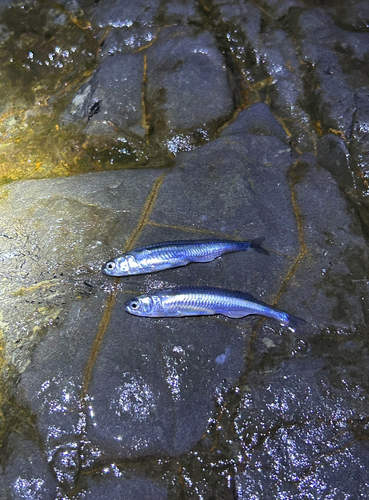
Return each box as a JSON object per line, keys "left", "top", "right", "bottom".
{"left": 102, "top": 238, "right": 268, "bottom": 276}
{"left": 124, "top": 286, "right": 306, "bottom": 331}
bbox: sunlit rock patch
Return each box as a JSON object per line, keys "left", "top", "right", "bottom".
{"left": 0, "top": 169, "right": 165, "bottom": 373}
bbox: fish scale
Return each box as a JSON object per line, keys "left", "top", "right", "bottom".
{"left": 102, "top": 238, "right": 268, "bottom": 276}
{"left": 124, "top": 287, "right": 306, "bottom": 331}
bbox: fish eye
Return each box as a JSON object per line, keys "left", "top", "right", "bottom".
{"left": 131, "top": 302, "right": 138, "bottom": 309}
{"left": 106, "top": 261, "right": 115, "bottom": 270}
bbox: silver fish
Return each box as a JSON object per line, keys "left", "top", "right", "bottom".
{"left": 102, "top": 238, "right": 268, "bottom": 276}
{"left": 124, "top": 286, "right": 305, "bottom": 331}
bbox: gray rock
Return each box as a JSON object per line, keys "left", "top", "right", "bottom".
{"left": 61, "top": 53, "right": 145, "bottom": 137}
{"left": 297, "top": 7, "right": 335, "bottom": 36}
{"left": 0, "top": 0, "right": 13, "bottom": 12}
{"left": 92, "top": 0, "right": 161, "bottom": 29}
{"left": 92, "top": 0, "right": 199, "bottom": 30}
{"left": 5, "top": 129, "right": 369, "bottom": 497}
{"left": 84, "top": 476, "right": 168, "bottom": 500}
{"left": 317, "top": 133, "right": 353, "bottom": 188}
{"left": 234, "top": 358, "right": 369, "bottom": 498}
{"left": 0, "top": 169, "right": 165, "bottom": 374}
{"left": 150, "top": 134, "right": 298, "bottom": 256}
{"left": 87, "top": 291, "right": 246, "bottom": 459}
{"left": 259, "top": 0, "right": 304, "bottom": 20}
{"left": 97, "top": 1, "right": 200, "bottom": 58}
{"left": 351, "top": 89, "right": 369, "bottom": 177}
{"left": 303, "top": 49, "right": 354, "bottom": 136}
{"left": 17, "top": 298, "right": 105, "bottom": 449}
{"left": 336, "top": 0, "right": 369, "bottom": 32}
{"left": 214, "top": 0, "right": 262, "bottom": 48}
{"left": 56, "top": 0, "right": 81, "bottom": 14}
{"left": 286, "top": 161, "right": 369, "bottom": 327}
{"left": 0, "top": 434, "right": 59, "bottom": 499}
{"left": 98, "top": 26, "right": 159, "bottom": 57}
{"left": 297, "top": 8, "right": 369, "bottom": 66}
{"left": 0, "top": 1, "right": 96, "bottom": 112}
{"left": 213, "top": 1, "right": 315, "bottom": 152}
{"left": 146, "top": 27, "right": 234, "bottom": 151}
{"left": 1, "top": 0, "right": 369, "bottom": 498}
{"left": 221, "top": 102, "right": 287, "bottom": 142}
{"left": 254, "top": 26, "right": 316, "bottom": 152}
{"left": 62, "top": 24, "right": 235, "bottom": 156}
{"left": 299, "top": 9, "right": 356, "bottom": 137}
{"left": 163, "top": 0, "right": 200, "bottom": 24}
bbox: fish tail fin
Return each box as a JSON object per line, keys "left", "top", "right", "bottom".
{"left": 287, "top": 314, "right": 307, "bottom": 332}
{"left": 250, "top": 237, "right": 269, "bottom": 255}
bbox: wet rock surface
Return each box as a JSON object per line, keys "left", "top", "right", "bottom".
{"left": 0, "top": 434, "right": 58, "bottom": 498}
{"left": 145, "top": 26, "right": 234, "bottom": 150}
{"left": 0, "top": 169, "right": 164, "bottom": 374}
{"left": 0, "top": 0, "right": 369, "bottom": 498}
{"left": 61, "top": 53, "right": 146, "bottom": 137}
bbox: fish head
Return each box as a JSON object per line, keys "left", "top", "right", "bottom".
{"left": 124, "top": 295, "right": 156, "bottom": 316}
{"left": 102, "top": 255, "right": 130, "bottom": 276}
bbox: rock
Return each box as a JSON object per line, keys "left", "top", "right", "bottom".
{"left": 84, "top": 476, "right": 168, "bottom": 499}
{"left": 284, "top": 159, "right": 369, "bottom": 327}
{"left": 97, "top": 1, "right": 200, "bottom": 58}
{"left": 62, "top": 24, "right": 234, "bottom": 157}
{"left": 0, "top": 169, "right": 165, "bottom": 374}
{"left": 214, "top": 0, "right": 262, "bottom": 48}
{"left": 299, "top": 9, "right": 357, "bottom": 137}
{"left": 98, "top": 26, "right": 159, "bottom": 57}
{"left": 92, "top": 0, "right": 161, "bottom": 29}
{"left": 17, "top": 298, "right": 104, "bottom": 446}
{"left": 146, "top": 27, "right": 234, "bottom": 151}
{"left": 1, "top": 0, "right": 369, "bottom": 497}
{"left": 11, "top": 132, "right": 299, "bottom": 494}
{"left": 87, "top": 291, "right": 247, "bottom": 459}
{"left": 337, "top": 0, "right": 369, "bottom": 31}
{"left": 258, "top": 0, "right": 304, "bottom": 20}
{"left": 12, "top": 128, "right": 368, "bottom": 495}
{"left": 317, "top": 133, "right": 353, "bottom": 188}
{"left": 50, "top": 442, "right": 81, "bottom": 491}
{"left": 0, "top": 0, "right": 12, "bottom": 12}
{"left": 302, "top": 48, "right": 354, "bottom": 137}
{"left": 297, "top": 7, "right": 335, "bottom": 36}
{"left": 150, "top": 134, "right": 298, "bottom": 258}
{"left": 61, "top": 53, "right": 145, "bottom": 137}
{"left": 163, "top": 0, "right": 200, "bottom": 24}
{"left": 2, "top": 122, "right": 367, "bottom": 497}
{"left": 221, "top": 102, "right": 287, "bottom": 142}
{"left": 0, "top": 434, "right": 59, "bottom": 498}
{"left": 351, "top": 89, "right": 369, "bottom": 178}
{"left": 234, "top": 358, "right": 369, "bottom": 498}
{"left": 257, "top": 27, "right": 310, "bottom": 146}
{"left": 0, "top": 1, "right": 96, "bottom": 104}
{"left": 213, "top": 0, "right": 314, "bottom": 152}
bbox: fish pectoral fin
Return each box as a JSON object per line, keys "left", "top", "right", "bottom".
{"left": 193, "top": 255, "right": 217, "bottom": 263}
{"left": 224, "top": 310, "right": 248, "bottom": 318}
